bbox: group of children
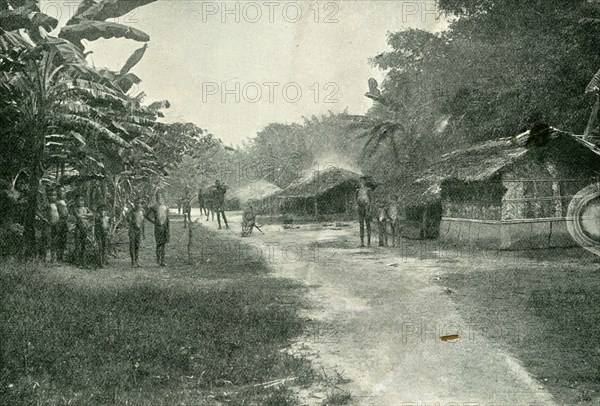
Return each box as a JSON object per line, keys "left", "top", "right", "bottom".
{"left": 41, "top": 188, "right": 111, "bottom": 268}
{"left": 41, "top": 188, "right": 171, "bottom": 268}
{"left": 126, "top": 194, "right": 171, "bottom": 267}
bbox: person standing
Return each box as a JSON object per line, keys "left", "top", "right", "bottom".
{"left": 387, "top": 194, "right": 401, "bottom": 247}
{"left": 146, "top": 192, "right": 170, "bottom": 266}
{"left": 356, "top": 177, "right": 373, "bottom": 247}
{"left": 43, "top": 189, "right": 61, "bottom": 263}
{"left": 56, "top": 186, "right": 69, "bottom": 262}
{"left": 182, "top": 187, "right": 192, "bottom": 229}
{"left": 75, "top": 195, "right": 93, "bottom": 268}
{"left": 214, "top": 180, "right": 229, "bottom": 230}
{"left": 377, "top": 201, "right": 388, "bottom": 247}
{"left": 95, "top": 205, "right": 111, "bottom": 267}
{"left": 205, "top": 187, "right": 215, "bottom": 222}
{"left": 126, "top": 197, "right": 145, "bottom": 267}
{"left": 197, "top": 187, "right": 207, "bottom": 217}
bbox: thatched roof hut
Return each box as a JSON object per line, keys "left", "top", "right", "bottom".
{"left": 276, "top": 167, "right": 361, "bottom": 216}
{"left": 227, "top": 180, "right": 281, "bottom": 204}
{"left": 225, "top": 180, "right": 281, "bottom": 211}
{"left": 412, "top": 129, "right": 600, "bottom": 249}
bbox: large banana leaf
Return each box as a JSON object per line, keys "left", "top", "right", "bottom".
{"left": 59, "top": 101, "right": 97, "bottom": 117}
{"left": 67, "top": 0, "right": 158, "bottom": 24}
{"left": 44, "top": 37, "right": 87, "bottom": 65}
{"left": 120, "top": 43, "right": 147, "bottom": 75}
{"left": 0, "top": 4, "right": 57, "bottom": 32}
{"left": 60, "top": 21, "right": 150, "bottom": 46}
{"left": 98, "top": 69, "right": 142, "bottom": 93}
{"left": 46, "top": 131, "right": 86, "bottom": 146}
{"left": 55, "top": 114, "right": 131, "bottom": 148}
{"left": 52, "top": 79, "right": 128, "bottom": 106}
{"left": 99, "top": 68, "right": 141, "bottom": 93}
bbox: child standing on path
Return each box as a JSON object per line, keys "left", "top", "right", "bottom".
{"left": 146, "top": 193, "right": 170, "bottom": 266}
{"left": 387, "top": 194, "right": 402, "bottom": 247}
{"left": 127, "top": 198, "right": 145, "bottom": 267}
{"left": 377, "top": 201, "right": 388, "bottom": 247}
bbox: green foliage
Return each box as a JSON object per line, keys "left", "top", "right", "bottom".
{"left": 0, "top": 0, "right": 177, "bottom": 256}
{"left": 360, "top": 0, "right": 600, "bottom": 188}
{"left": 0, "top": 228, "right": 314, "bottom": 404}
{"left": 237, "top": 112, "right": 361, "bottom": 189}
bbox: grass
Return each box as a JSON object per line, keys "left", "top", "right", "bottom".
{"left": 0, "top": 222, "right": 317, "bottom": 405}
{"left": 440, "top": 247, "right": 600, "bottom": 405}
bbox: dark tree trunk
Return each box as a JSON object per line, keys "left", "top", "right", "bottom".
{"left": 23, "top": 124, "right": 45, "bottom": 258}
{"left": 24, "top": 163, "right": 42, "bottom": 257}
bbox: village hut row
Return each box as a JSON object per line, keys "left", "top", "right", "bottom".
{"left": 246, "top": 130, "right": 599, "bottom": 249}
{"left": 412, "top": 130, "right": 600, "bottom": 249}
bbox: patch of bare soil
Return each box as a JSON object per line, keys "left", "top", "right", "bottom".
{"left": 225, "top": 213, "right": 559, "bottom": 405}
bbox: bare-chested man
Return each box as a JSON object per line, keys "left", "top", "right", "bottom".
{"left": 146, "top": 192, "right": 170, "bottom": 266}
{"left": 214, "top": 180, "right": 229, "bottom": 230}
{"left": 43, "top": 189, "right": 61, "bottom": 263}
{"left": 356, "top": 177, "right": 373, "bottom": 247}
{"left": 126, "top": 198, "right": 145, "bottom": 267}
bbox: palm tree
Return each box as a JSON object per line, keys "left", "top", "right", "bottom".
{"left": 351, "top": 80, "right": 426, "bottom": 167}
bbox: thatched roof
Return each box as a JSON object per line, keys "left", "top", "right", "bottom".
{"left": 276, "top": 167, "right": 360, "bottom": 199}
{"left": 411, "top": 129, "right": 600, "bottom": 204}
{"left": 227, "top": 180, "right": 281, "bottom": 204}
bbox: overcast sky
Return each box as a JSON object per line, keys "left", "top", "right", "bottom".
{"left": 44, "top": 0, "right": 447, "bottom": 145}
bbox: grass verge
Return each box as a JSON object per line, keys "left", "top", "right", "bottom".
{"left": 1, "top": 223, "right": 316, "bottom": 405}
{"left": 440, "top": 248, "right": 600, "bottom": 405}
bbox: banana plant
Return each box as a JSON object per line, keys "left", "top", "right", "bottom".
{"left": 0, "top": 37, "right": 134, "bottom": 253}
{"left": 59, "top": 0, "right": 157, "bottom": 49}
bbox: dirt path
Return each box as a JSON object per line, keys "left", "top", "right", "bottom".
{"left": 221, "top": 212, "right": 556, "bottom": 405}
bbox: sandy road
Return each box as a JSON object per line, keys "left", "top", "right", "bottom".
{"left": 203, "top": 210, "right": 556, "bottom": 406}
